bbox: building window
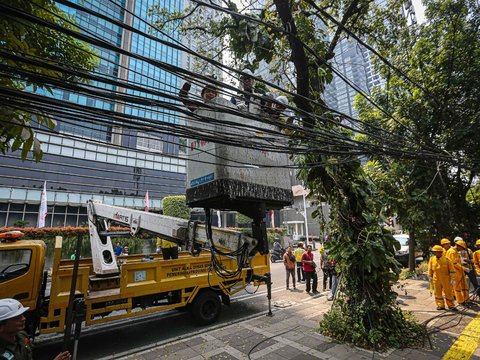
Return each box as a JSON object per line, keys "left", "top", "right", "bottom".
{"left": 137, "top": 132, "right": 163, "bottom": 152}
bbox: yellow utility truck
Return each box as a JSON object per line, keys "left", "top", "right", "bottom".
{"left": 0, "top": 201, "right": 272, "bottom": 336}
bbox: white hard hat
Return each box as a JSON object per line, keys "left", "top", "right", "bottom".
{"left": 275, "top": 96, "right": 288, "bottom": 106}
{"left": 454, "top": 236, "right": 463, "bottom": 242}
{"left": 0, "top": 299, "right": 29, "bottom": 321}
{"left": 240, "top": 69, "right": 254, "bottom": 78}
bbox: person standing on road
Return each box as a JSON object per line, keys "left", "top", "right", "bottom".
{"left": 442, "top": 238, "right": 468, "bottom": 306}
{"left": 302, "top": 245, "right": 318, "bottom": 294}
{"left": 0, "top": 298, "right": 71, "bottom": 360}
{"left": 283, "top": 246, "right": 296, "bottom": 290}
{"left": 428, "top": 245, "right": 457, "bottom": 311}
{"left": 294, "top": 242, "right": 305, "bottom": 282}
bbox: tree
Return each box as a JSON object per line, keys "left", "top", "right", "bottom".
{"left": 0, "top": 0, "right": 97, "bottom": 160}
{"left": 162, "top": 195, "right": 191, "bottom": 219}
{"left": 155, "top": 0, "right": 423, "bottom": 349}
{"left": 356, "top": 0, "right": 480, "bottom": 251}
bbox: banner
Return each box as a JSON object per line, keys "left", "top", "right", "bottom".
{"left": 270, "top": 209, "right": 275, "bottom": 228}
{"left": 144, "top": 191, "right": 149, "bottom": 212}
{"left": 37, "top": 181, "right": 48, "bottom": 228}
{"left": 217, "top": 210, "right": 222, "bottom": 227}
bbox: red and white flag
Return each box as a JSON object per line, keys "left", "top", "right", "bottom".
{"left": 144, "top": 191, "right": 150, "bottom": 212}
{"left": 270, "top": 210, "right": 275, "bottom": 228}
{"left": 37, "top": 181, "right": 48, "bottom": 228}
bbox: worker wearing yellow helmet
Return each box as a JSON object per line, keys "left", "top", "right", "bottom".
{"left": 473, "top": 239, "right": 480, "bottom": 276}
{"left": 442, "top": 237, "right": 468, "bottom": 306}
{"left": 428, "top": 245, "right": 456, "bottom": 310}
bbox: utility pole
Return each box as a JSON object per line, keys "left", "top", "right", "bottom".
{"left": 302, "top": 181, "right": 312, "bottom": 249}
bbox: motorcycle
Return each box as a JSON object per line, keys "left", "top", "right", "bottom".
{"left": 270, "top": 247, "right": 286, "bottom": 263}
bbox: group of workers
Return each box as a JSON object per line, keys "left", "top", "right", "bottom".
{"left": 428, "top": 236, "right": 480, "bottom": 311}
{"left": 179, "top": 69, "right": 293, "bottom": 129}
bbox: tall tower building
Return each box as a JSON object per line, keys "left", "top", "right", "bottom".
{"left": 325, "top": 1, "right": 417, "bottom": 121}
{"left": 0, "top": 0, "right": 187, "bottom": 227}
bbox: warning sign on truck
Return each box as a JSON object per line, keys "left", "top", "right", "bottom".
{"left": 166, "top": 263, "right": 209, "bottom": 278}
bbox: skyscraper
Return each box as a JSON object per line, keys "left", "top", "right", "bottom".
{"left": 0, "top": 0, "right": 187, "bottom": 227}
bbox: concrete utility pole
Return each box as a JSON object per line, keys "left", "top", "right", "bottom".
{"left": 302, "top": 181, "right": 312, "bottom": 249}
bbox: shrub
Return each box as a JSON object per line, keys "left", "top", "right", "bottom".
{"left": 162, "top": 195, "right": 191, "bottom": 219}
{"left": 399, "top": 268, "right": 416, "bottom": 280}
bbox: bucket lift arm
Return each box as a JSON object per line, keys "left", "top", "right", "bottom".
{"left": 86, "top": 200, "right": 258, "bottom": 275}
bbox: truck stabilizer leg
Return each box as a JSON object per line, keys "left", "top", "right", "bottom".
{"left": 251, "top": 273, "right": 273, "bottom": 316}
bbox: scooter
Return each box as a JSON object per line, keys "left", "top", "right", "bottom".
{"left": 270, "top": 248, "right": 286, "bottom": 263}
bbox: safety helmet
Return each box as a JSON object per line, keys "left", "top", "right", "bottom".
{"left": 432, "top": 245, "right": 444, "bottom": 252}
{"left": 275, "top": 96, "right": 288, "bottom": 106}
{"left": 0, "top": 299, "right": 29, "bottom": 321}
{"left": 454, "top": 236, "right": 463, "bottom": 242}
{"left": 440, "top": 238, "right": 451, "bottom": 245}
{"left": 240, "top": 69, "right": 254, "bottom": 79}
{"left": 455, "top": 240, "right": 467, "bottom": 250}
{"left": 476, "top": 239, "right": 480, "bottom": 246}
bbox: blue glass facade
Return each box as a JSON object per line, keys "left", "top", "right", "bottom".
{"left": 0, "top": 0, "right": 187, "bottom": 227}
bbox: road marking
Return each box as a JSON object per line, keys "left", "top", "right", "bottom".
{"left": 442, "top": 312, "right": 480, "bottom": 360}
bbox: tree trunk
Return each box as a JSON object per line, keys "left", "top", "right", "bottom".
{"left": 408, "top": 230, "right": 415, "bottom": 272}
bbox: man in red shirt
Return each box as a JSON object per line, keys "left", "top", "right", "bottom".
{"left": 302, "top": 245, "right": 319, "bottom": 294}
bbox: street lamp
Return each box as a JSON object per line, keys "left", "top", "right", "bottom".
{"left": 301, "top": 181, "right": 313, "bottom": 249}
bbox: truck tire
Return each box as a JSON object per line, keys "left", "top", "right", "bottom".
{"left": 190, "top": 290, "right": 221, "bottom": 325}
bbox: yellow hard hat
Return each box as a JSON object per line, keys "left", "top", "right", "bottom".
{"left": 440, "top": 238, "right": 451, "bottom": 245}
{"left": 432, "top": 245, "right": 444, "bottom": 252}
{"left": 455, "top": 240, "right": 467, "bottom": 249}
{"left": 476, "top": 239, "right": 480, "bottom": 246}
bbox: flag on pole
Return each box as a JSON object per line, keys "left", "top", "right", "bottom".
{"left": 270, "top": 210, "right": 275, "bottom": 228}
{"left": 37, "top": 181, "right": 47, "bottom": 228}
{"left": 217, "top": 210, "right": 222, "bottom": 227}
{"left": 144, "top": 191, "right": 149, "bottom": 212}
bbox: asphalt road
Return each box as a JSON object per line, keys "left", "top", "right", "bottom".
{"left": 34, "top": 254, "right": 321, "bottom": 360}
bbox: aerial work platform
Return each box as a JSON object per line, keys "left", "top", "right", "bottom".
{"left": 186, "top": 97, "right": 293, "bottom": 214}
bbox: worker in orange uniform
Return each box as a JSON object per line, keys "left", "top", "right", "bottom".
{"left": 428, "top": 245, "right": 457, "bottom": 311}
{"left": 454, "top": 239, "right": 474, "bottom": 303}
{"left": 473, "top": 240, "right": 480, "bottom": 299}
{"left": 441, "top": 238, "right": 468, "bottom": 306}
{"left": 473, "top": 239, "right": 480, "bottom": 276}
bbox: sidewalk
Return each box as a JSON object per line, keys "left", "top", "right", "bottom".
{"left": 118, "top": 279, "right": 480, "bottom": 360}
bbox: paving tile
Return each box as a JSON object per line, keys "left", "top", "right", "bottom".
{"left": 291, "top": 352, "right": 326, "bottom": 360}
{"left": 206, "top": 352, "right": 238, "bottom": 360}
{"left": 275, "top": 345, "right": 305, "bottom": 358}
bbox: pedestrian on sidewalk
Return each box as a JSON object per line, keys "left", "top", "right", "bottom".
{"left": 320, "top": 246, "right": 332, "bottom": 291}
{"left": 327, "top": 261, "right": 338, "bottom": 301}
{"left": 428, "top": 245, "right": 457, "bottom": 311}
{"left": 302, "top": 245, "right": 318, "bottom": 294}
{"left": 283, "top": 246, "right": 296, "bottom": 290}
{"left": 294, "top": 242, "right": 305, "bottom": 282}
{"left": 442, "top": 238, "right": 468, "bottom": 306}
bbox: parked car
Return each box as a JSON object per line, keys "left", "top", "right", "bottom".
{"left": 393, "top": 234, "right": 423, "bottom": 268}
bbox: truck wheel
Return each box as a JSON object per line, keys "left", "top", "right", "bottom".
{"left": 190, "top": 291, "right": 221, "bottom": 325}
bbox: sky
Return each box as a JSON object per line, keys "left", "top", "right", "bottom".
{"left": 412, "top": 0, "right": 426, "bottom": 23}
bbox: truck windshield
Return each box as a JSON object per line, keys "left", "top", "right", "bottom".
{"left": 0, "top": 249, "right": 32, "bottom": 282}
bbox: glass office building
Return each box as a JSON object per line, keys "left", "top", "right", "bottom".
{"left": 0, "top": 0, "right": 187, "bottom": 227}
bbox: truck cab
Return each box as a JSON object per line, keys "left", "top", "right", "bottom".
{"left": 0, "top": 238, "right": 46, "bottom": 311}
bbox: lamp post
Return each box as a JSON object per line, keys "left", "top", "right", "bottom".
{"left": 301, "top": 181, "right": 312, "bottom": 249}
